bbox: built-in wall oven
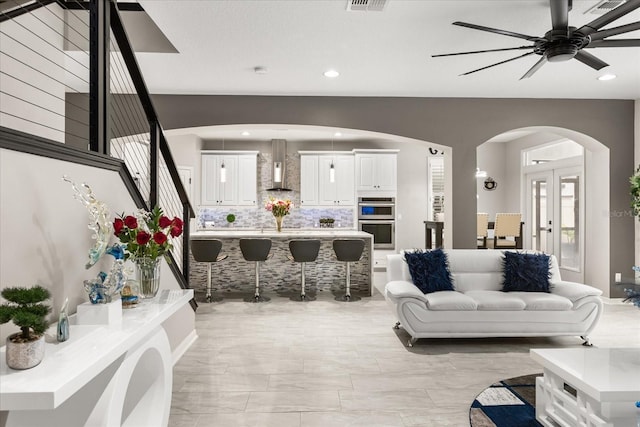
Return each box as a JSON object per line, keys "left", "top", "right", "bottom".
{"left": 358, "top": 197, "right": 395, "bottom": 249}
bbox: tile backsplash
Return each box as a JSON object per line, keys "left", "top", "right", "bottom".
{"left": 198, "top": 152, "right": 355, "bottom": 229}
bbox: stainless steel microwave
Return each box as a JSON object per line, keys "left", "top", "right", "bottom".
{"left": 358, "top": 197, "right": 395, "bottom": 220}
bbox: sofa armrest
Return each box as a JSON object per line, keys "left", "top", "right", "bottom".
{"left": 550, "top": 280, "right": 602, "bottom": 303}
{"left": 385, "top": 280, "right": 428, "bottom": 304}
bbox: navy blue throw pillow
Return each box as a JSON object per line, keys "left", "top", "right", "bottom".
{"left": 502, "top": 252, "right": 551, "bottom": 292}
{"left": 404, "top": 249, "right": 454, "bottom": 294}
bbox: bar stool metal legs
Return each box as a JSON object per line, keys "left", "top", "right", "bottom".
{"left": 190, "top": 239, "right": 227, "bottom": 303}
{"left": 288, "top": 239, "right": 321, "bottom": 301}
{"left": 240, "top": 238, "right": 272, "bottom": 303}
{"left": 332, "top": 239, "right": 365, "bottom": 302}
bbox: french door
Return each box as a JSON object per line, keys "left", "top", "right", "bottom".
{"left": 525, "top": 165, "right": 583, "bottom": 282}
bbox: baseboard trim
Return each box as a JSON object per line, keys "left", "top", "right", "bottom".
{"left": 172, "top": 329, "right": 198, "bottom": 365}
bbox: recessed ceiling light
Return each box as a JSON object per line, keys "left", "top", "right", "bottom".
{"left": 334, "top": 132, "right": 342, "bottom": 137}
{"left": 323, "top": 69, "right": 340, "bottom": 78}
{"left": 241, "top": 131, "right": 250, "bottom": 136}
{"left": 597, "top": 73, "right": 616, "bottom": 81}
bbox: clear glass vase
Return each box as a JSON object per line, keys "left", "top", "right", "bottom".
{"left": 275, "top": 215, "right": 284, "bottom": 232}
{"left": 136, "top": 257, "right": 161, "bottom": 299}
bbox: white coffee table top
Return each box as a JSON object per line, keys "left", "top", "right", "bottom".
{"left": 530, "top": 348, "right": 640, "bottom": 402}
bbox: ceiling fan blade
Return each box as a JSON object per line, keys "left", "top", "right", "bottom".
{"left": 577, "top": 0, "right": 640, "bottom": 35}
{"left": 550, "top": 0, "right": 569, "bottom": 31}
{"left": 574, "top": 50, "right": 609, "bottom": 70}
{"left": 460, "top": 52, "right": 536, "bottom": 76}
{"left": 432, "top": 46, "right": 534, "bottom": 58}
{"left": 520, "top": 57, "right": 548, "bottom": 80}
{"left": 453, "top": 22, "right": 541, "bottom": 41}
{"left": 589, "top": 21, "right": 640, "bottom": 41}
{"left": 587, "top": 39, "right": 640, "bottom": 47}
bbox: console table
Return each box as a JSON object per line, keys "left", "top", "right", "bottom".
{"left": 0, "top": 289, "right": 193, "bottom": 427}
{"left": 531, "top": 348, "right": 640, "bottom": 427}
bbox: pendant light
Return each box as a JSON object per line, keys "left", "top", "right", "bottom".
{"left": 220, "top": 139, "right": 226, "bottom": 183}
{"left": 273, "top": 138, "right": 283, "bottom": 183}
{"left": 329, "top": 136, "right": 335, "bottom": 183}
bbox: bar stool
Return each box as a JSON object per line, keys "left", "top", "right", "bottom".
{"left": 287, "top": 239, "right": 321, "bottom": 301}
{"left": 332, "top": 239, "right": 365, "bottom": 302}
{"left": 190, "top": 239, "right": 228, "bottom": 303}
{"left": 239, "top": 238, "right": 272, "bottom": 302}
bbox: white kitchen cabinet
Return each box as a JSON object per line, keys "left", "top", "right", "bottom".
{"left": 318, "top": 155, "right": 355, "bottom": 206}
{"left": 201, "top": 152, "right": 257, "bottom": 206}
{"left": 237, "top": 154, "right": 258, "bottom": 205}
{"left": 355, "top": 152, "right": 397, "bottom": 193}
{"left": 299, "top": 153, "right": 355, "bottom": 206}
{"left": 299, "top": 155, "right": 319, "bottom": 206}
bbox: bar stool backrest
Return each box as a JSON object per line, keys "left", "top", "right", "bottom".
{"left": 289, "top": 240, "right": 321, "bottom": 263}
{"left": 191, "top": 239, "right": 223, "bottom": 263}
{"left": 240, "top": 238, "right": 272, "bottom": 261}
{"left": 333, "top": 239, "right": 365, "bottom": 262}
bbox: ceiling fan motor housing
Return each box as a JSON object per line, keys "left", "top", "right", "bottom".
{"left": 539, "top": 28, "right": 590, "bottom": 61}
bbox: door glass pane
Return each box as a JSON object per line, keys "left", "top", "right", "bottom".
{"left": 532, "top": 179, "right": 548, "bottom": 252}
{"left": 560, "top": 175, "right": 579, "bottom": 269}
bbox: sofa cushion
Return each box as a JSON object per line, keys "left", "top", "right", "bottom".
{"left": 404, "top": 249, "right": 454, "bottom": 293}
{"left": 502, "top": 252, "right": 551, "bottom": 293}
{"left": 424, "top": 291, "right": 478, "bottom": 311}
{"left": 511, "top": 292, "right": 573, "bottom": 311}
{"left": 465, "top": 290, "right": 526, "bottom": 311}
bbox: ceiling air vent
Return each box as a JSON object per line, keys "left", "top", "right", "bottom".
{"left": 346, "top": 0, "right": 388, "bottom": 12}
{"left": 584, "top": 0, "right": 626, "bottom": 15}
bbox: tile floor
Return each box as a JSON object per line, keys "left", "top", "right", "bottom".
{"left": 169, "top": 285, "right": 640, "bottom": 427}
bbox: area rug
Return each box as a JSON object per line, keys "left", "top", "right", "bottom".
{"left": 469, "top": 373, "right": 543, "bottom": 427}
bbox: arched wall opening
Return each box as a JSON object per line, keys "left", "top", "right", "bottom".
{"left": 477, "top": 126, "right": 610, "bottom": 295}
{"left": 164, "top": 123, "right": 454, "bottom": 251}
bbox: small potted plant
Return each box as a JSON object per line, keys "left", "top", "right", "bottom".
{"left": 226, "top": 213, "right": 236, "bottom": 227}
{"left": 0, "top": 286, "right": 51, "bottom": 369}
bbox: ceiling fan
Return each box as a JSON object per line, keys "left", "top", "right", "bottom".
{"left": 433, "top": 0, "right": 640, "bottom": 79}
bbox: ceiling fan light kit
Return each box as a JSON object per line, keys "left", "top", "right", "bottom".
{"left": 433, "top": 0, "right": 640, "bottom": 79}
{"left": 598, "top": 73, "right": 617, "bottom": 80}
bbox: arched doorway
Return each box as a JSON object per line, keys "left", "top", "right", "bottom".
{"left": 477, "top": 126, "right": 609, "bottom": 295}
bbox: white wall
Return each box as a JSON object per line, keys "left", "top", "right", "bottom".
{"left": 636, "top": 100, "right": 640, "bottom": 269}
{"left": 476, "top": 141, "right": 506, "bottom": 218}
{"left": 0, "top": 149, "right": 194, "bottom": 348}
{"left": 0, "top": 6, "right": 66, "bottom": 142}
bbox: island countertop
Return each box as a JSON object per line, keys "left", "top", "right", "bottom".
{"left": 188, "top": 229, "right": 374, "bottom": 297}
{"left": 191, "top": 228, "right": 373, "bottom": 239}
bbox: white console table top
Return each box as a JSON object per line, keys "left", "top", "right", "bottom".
{"left": 0, "top": 289, "right": 193, "bottom": 411}
{"left": 530, "top": 347, "right": 640, "bottom": 402}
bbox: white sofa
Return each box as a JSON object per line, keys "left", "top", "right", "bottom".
{"left": 385, "top": 250, "right": 603, "bottom": 347}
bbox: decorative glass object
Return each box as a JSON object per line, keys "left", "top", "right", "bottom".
{"left": 83, "top": 245, "right": 127, "bottom": 304}
{"left": 275, "top": 215, "right": 284, "bottom": 232}
{"left": 136, "top": 257, "right": 161, "bottom": 298}
{"left": 63, "top": 176, "right": 112, "bottom": 268}
{"left": 57, "top": 298, "right": 69, "bottom": 342}
{"left": 121, "top": 279, "right": 140, "bottom": 308}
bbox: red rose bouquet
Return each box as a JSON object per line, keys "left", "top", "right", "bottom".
{"left": 113, "top": 206, "right": 183, "bottom": 261}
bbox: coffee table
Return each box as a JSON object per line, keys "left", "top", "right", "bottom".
{"left": 530, "top": 348, "right": 640, "bottom": 427}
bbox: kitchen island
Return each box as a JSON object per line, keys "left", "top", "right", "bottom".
{"left": 189, "top": 229, "right": 374, "bottom": 298}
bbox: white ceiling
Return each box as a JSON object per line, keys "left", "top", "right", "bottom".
{"left": 135, "top": 0, "right": 640, "bottom": 100}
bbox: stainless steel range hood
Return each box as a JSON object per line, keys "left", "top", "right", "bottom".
{"left": 266, "top": 139, "right": 292, "bottom": 191}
